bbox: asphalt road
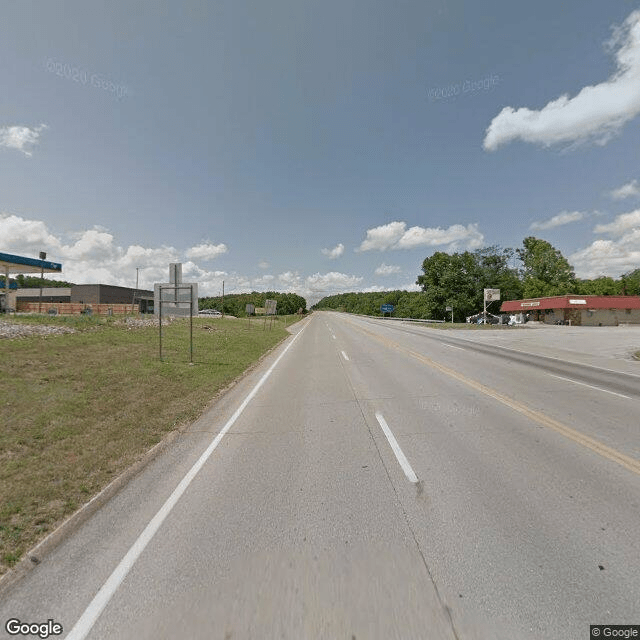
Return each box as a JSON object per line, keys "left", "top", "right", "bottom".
{"left": 1, "top": 311, "right": 639, "bottom": 639}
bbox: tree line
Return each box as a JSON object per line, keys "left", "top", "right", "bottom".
{"left": 313, "top": 237, "right": 640, "bottom": 322}
{"left": 1, "top": 275, "right": 75, "bottom": 288}
{"left": 200, "top": 291, "right": 307, "bottom": 317}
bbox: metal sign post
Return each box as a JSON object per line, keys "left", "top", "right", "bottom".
{"left": 265, "top": 299, "right": 277, "bottom": 330}
{"left": 158, "top": 284, "right": 194, "bottom": 363}
{"left": 483, "top": 289, "right": 500, "bottom": 322}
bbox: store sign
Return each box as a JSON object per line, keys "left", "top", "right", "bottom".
{"left": 484, "top": 288, "right": 500, "bottom": 301}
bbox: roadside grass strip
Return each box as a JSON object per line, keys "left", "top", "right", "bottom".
{"left": 0, "top": 315, "right": 298, "bottom": 575}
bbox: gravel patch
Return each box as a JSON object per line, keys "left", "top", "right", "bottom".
{"left": 117, "top": 316, "right": 177, "bottom": 329}
{"left": 0, "top": 320, "right": 76, "bottom": 340}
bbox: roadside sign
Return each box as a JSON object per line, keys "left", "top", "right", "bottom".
{"left": 445, "top": 306, "right": 452, "bottom": 311}
{"left": 246, "top": 303, "right": 255, "bottom": 315}
{"left": 380, "top": 304, "right": 394, "bottom": 313}
{"left": 265, "top": 299, "right": 277, "bottom": 315}
{"left": 484, "top": 288, "right": 500, "bottom": 302}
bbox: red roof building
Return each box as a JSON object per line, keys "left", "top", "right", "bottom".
{"left": 500, "top": 295, "right": 640, "bottom": 326}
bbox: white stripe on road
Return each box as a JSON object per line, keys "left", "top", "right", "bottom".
{"left": 65, "top": 320, "right": 310, "bottom": 640}
{"left": 442, "top": 343, "right": 465, "bottom": 351}
{"left": 375, "top": 412, "right": 418, "bottom": 484}
{"left": 341, "top": 350, "right": 349, "bottom": 361}
{"left": 332, "top": 335, "right": 336, "bottom": 340}
{"left": 548, "top": 374, "right": 631, "bottom": 400}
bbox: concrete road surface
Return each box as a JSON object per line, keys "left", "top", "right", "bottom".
{"left": 1, "top": 311, "right": 639, "bottom": 639}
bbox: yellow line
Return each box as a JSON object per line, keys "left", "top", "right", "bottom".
{"left": 345, "top": 317, "right": 640, "bottom": 477}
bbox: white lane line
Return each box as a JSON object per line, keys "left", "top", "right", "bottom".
{"left": 331, "top": 334, "right": 336, "bottom": 340}
{"left": 442, "top": 343, "right": 465, "bottom": 351}
{"left": 374, "top": 412, "right": 418, "bottom": 484}
{"left": 341, "top": 350, "right": 349, "bottom": 361}
{"left": 65, "top": 321, "right": 310, "bottom": 640}
{"left": 548, "top": 374, "right": 632, "bottom": 400}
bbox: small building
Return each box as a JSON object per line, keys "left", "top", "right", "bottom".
{"left": 71, "top": 284, "right": 154, "bottom": 313}
{"left": 500, "top": 295, "right": 640, "bottom": 326}
{"left": 15, "top": 284, "right": 154, "bottom": 315}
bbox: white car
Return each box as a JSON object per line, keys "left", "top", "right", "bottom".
{"left": 199, "top": 309, "right": 222, "bottom": 317}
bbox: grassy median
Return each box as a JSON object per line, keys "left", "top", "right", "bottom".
{"left": 0, "top": 314, "right": 298, "bottom": 575}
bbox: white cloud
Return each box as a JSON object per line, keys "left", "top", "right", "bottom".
{"left": 569, "top": 208, "right": 640, "bottom": 277}
{"left": 570, "top": 231, "right": 640, "bottom": 278}
{"left": 594, "top": 209, "right": 640, "bottom": 235}
{"left": 529, "top": 210, "right": 585, "bottom": 230}
{"left": 185, "top": 242, "right": 228, "bottom": 260}
{"left": 305, "top": 271, "right": 363, "bottom": 292}
{"left": 357, "top": 221, "right": 406, "bottom": 251}
{"left": 0, "top": 124, "right": 48, "bottom": 157}
{"left": 252, "top": 274, "right": 275, "bottom": 287}
{"left": 258, "top": 260, "right": 270, "bottom": 269}
{"left": 374, "top": 263, "right": 402, "bottom": 275}
{"left": 610, "top": 179, "right": 640, "bottom": 200}
{"left": 321, "top": 243, "right": 345, "bottom": 259}
{"left": 0, "top": 212, "right": 234, "bottom": 293}
{"left": 0, "top": 213, "right": 60, "bottom": 250}
{"left": 277, "top": 271, "right": 302, "bottom": 288}
{"left": 358, "top": 221, "right": 484, "bottom": 251}
{"left": 484, "top": 10, "right": 640, "bottom": 151}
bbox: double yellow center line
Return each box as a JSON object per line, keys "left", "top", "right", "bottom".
{"left": 346, "top": 318, "right": 640, "bottom": 478}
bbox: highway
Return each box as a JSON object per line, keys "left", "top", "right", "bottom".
{"left": 1, "top": 311, "right": 639, "bottom": 639}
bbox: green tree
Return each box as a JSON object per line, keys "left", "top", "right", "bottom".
{"left": 416, "top": 251, "right": 483, "bottom": 321}
{"left": 621, "top": 269, "right": 640, "bottom": 295}
{"left": 576, "top": 277, "right": 622, "bottom": 296}
{"left": 516, "top": 237, "right": 576, "bottom": 298}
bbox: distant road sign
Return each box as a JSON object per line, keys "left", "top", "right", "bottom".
{"left": 265, "top": 299, "right": 277, "bottom": 315}
{"left": 445, "top": 306, "right": 452, "bottom": 311}
{"left": 380, "top": 304, "right": 394, "bottom": 313}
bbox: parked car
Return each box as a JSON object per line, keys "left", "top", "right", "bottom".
{"left": 199, "top": 309, "right": 222, "bottom": 317}
{"left": 466, "top": 312, "right": 500, "bottom": 324}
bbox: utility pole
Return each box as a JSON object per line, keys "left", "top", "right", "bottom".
{"left": 221, "top": 280, "right": 224, "bottom": 318}
{"left": 39, "top": 251, "right": 46, "bottom": 314}
{"left": 131, "top": 266, "right": 141, "bottom": 314}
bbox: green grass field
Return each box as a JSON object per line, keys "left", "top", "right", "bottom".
{"left": 0, "top": 314, "right": 299, "bottom": 575}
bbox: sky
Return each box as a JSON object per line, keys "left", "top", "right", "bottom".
{"left": 1, "top": 0, "right": 640, "bottom": 306}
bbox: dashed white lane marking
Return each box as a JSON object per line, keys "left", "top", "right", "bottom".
{"left": 548, "top": 374, "right": 632, "bottom": 400}
{"left": 341, "top": 350, "right": 349, "bottom": 361}
{"left": 375, "top": 412, "right": 418, "bottom": 483}
{"left": 65, "top": 321, "right": 310, "bottom": 640}
{"left": 442, "top": 343, "right": 465, "bottom": 351}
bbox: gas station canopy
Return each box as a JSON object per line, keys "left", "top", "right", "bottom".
{"left": 1, "top": 252, "right": 63, "bottom": 295}
{"left": 0, "top": 251, "right": 62, "bottom": 275}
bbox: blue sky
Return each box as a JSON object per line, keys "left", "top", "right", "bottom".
{"left": 1, "top": 0, "right": 640, "bottom": 304}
